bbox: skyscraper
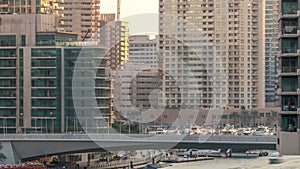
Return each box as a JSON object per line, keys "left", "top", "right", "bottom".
{"left": 158, "top": 0, "right": 265, "bottom": 110}
{"left": 59, "top": 0, "right": 101, "bottom": 41}
{"left": 99, "top": 16, "right": 129, "bottom": 117}
{"left": 265, "top": 0, "right": 279, "bottom": 107}
{"left": 0, "top": 0, "right": 101, "bottom": 42}
{"left": 0, "top": 0, "right": 63, "bottom": 14}
{"left": 277, "top": 0, "right": 300, "bottom": 155}
{"left": 118, "top": 35, "right": 160, "bottom": 119}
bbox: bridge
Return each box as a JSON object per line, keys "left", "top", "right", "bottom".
{"left": 0, "top": 134, "right": 276, "bottom": 163}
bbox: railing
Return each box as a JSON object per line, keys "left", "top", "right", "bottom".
{"left": 282, "top": 25, "right": 297, "bottom": 34}
{"left": 282, "top": 47, "right": 297, "bottom": 53}
{"left": 282, "top": 66, "right": 297, "bottom": 73}
{"left": 0, "top": 134, "right": 276, "bottom": 144}
{"left": 282, "top": 105, "right": 297, "bottom": 111}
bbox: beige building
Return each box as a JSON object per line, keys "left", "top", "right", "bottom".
{"left": 0, "top": 0, "right": 101, "bottom": 41}
{"left": 99, "top": 13, "right": 116, "bottom": 48}
{"left": 158, "top": 0, "right": 265, "bottom": 110}
{"left": 99, "top": 19, "right": 129, "bottom": 116}
{"left": 118, "top": 35, "right": 160, "bottom": 120}
{"left": 0, "top": 0, "right": 63, "bottom": 14}
{"left": 59, "top": 0, "right": 100, "bottom": 41}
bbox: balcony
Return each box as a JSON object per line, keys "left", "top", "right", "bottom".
{"left": 282, "top": 46, "right": 297, "bottom": 54}
{"left": 281, "top": 95, "right": 298, "bottom": 112}
{"left": 282, "top": 2, "right": 298, "bottom": 15}
{"left": 282, "top": 105, "right": 297, "bottom": 111}
{"left": 280, "top": 114, "right": 298, "bottom": 132}
{"left": 283, "top": 26, "right": 297, "bottom": 35}
{"left": 282, "top": 66, "right": 297, "bottom": 73}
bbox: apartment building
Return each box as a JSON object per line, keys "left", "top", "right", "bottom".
{"left": 117, "top": 35, "right": 160, "bottom": 120}
{"left": 128, "top": 35, "right": 158, "bottom": 68}
{"left": 0, "top": 0, "right": 101, "bottom": 42}
{"left": 277, "top": 0, "right": 300, "bottom": 155}
{"left": 59, "top": 0, "right": 100, "bottom": 41}
{"left": 99, "top": 13, "right": 116, "bottom": 48}
{"left": 99, "top": 19, "right": 129, "bottom": 116}
{"left": 0, "top": 14, "right": 111, "bottom": 134}
{"left": 0, "top": 0, "right": 63, "bottom": 14}
{"left": 265, "top": 0, "right": 279, "bottom": 107}
{"left": 158, "top": 0, "right": 265, "bottom": 110}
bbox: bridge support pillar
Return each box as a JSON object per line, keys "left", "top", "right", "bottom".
{"left": 1, "top": 142, "right": 21, "bottom": 164}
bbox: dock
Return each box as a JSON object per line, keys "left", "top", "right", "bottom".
{"left": 161, "top": 156, "right": 214, "bottom": 163}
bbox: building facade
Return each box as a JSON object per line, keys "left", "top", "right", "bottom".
{"left": 99, "top": 19, "right": 129, "bottom": 116}
{"left": 128, "top": 35, "right": 158, "bottom": 68}
{"left": 277, "top": 0, "right": 300, "bottom": 155}
{"left": 158, "top": 0, "right": 265, "bottom": 110}
{"left": 0, "top": 0, "right": 63, "bottom": 14}
{"left": 59, "top": 0, "right": 101, "bottom": 41}
{"left": 0, "top": 0, "right": 101, "bottom": 41}
{"left": 117, "top": 35, "right": 160, "bottom": 120}
{"left": 99, "top": 13, "right": 116, "bottom": 48}
{"left": 0, "top": 14, "right": 111, "bottom": 134}
{"left": 265, "top": 0, "right": 279, "bottom": 107}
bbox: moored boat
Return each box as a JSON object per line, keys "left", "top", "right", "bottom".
{"left": 269, "top": 152, "right": 283, "bottom": 164}
{"left": 225, "top": 149, "right": 266, "bottom": 158}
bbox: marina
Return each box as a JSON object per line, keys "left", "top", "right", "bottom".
{"left": 161, "top": 157, "right": 214, "bottom": 163}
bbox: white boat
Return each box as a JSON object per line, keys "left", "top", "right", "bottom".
{"left": 176, "top": 149, "right": 222, "bottom": 157}
{"left": 225, "top": 149, "right": 261, "bottom": 158}
{"left": 196, "top": 149, "right": 222, "bottom": 157}
{"left": 269, "top": 152, "right": 283, "bottom": 164}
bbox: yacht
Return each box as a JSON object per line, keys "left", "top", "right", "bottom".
{"left": 176, "top": 149, "right": 222, "bottom": 157}
{"left": 269, "top": 152, "right": 283, "bottom": 164}
{"left": 196, "top": 149, "right": 222, "bottom": 157}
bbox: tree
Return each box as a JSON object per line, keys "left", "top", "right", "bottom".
{"left": 251, "top": 110, "right": 259, "bottom": 127}
{"left": 127, "top": 150, "right": 137, "bottom": 159}
{"left": 231, "top": 112, "right": 239, "bottom": 127}
{"left": 241, "top": 109, "right": 249, "bottom": 127}
{"left": 0, "top": 143, "right": 7, "bottom": 163}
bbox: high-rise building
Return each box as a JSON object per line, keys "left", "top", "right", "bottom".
{"left": 0, "top": 0, "right": 101, "bottom": 41}
{"left": 99, "top": 19, "right": 129, "bottom": 115}
{"left": 59, "top": 0, "right": 101, "bottom": 41}
{"left": 277, "top": 0, "right": 300, "bottom": 155}
{"left": 118, "top": 35, "right": 160, "bottom": 119}
{"left": 100, "top": 13, "right": 116, "bottom": 48}
{"left": 129, "top": 35, "right": 158, "bottom": 68}
{"left": 0, "top": 14, "right": 111, "bottom": 134}
{"left": 0, "top": 0, "right": 63, "bottom": 14}
{"left": 265, "top": 0, "right": 279, "bottom": 107}
{"left": 158, "top": 0, "right": 265, "bottom": 110}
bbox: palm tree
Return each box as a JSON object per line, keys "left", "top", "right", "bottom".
{"left": 241, "top": 109, "right": 249, "bottom": 127}
{"left": 0, "top": 143, "right": 7, "bottom": 163}
{"left": 231, "top": 112, "right": 239, "bottom": 127}
{"left": 251, "top": 110, "right": 259, "bottom": 127}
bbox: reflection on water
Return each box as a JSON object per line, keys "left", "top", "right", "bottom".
{"left": 166, "top": 156, "right": 300, "bottom": 169}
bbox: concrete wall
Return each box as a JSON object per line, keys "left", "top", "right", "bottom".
{"left": 0, "top": 14, "right": 56, "bottom": 46}
{"left": 278, "top": 131, "right": 300, "bottom": 155}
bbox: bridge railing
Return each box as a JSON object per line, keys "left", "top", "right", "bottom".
{"left": 0, "top": 134, "right": 276, "bottom": 143}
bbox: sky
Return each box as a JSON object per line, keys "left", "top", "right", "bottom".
{"left": 101, "top": 0, "right": 159, "bottom": 35}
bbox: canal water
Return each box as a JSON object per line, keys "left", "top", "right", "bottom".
{"left": 165, "top": 155, "right": 300, "bottom": 169}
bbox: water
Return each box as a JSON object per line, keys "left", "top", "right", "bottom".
{"left": 164, "top": 156, "right": 300, "bottom": 169}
